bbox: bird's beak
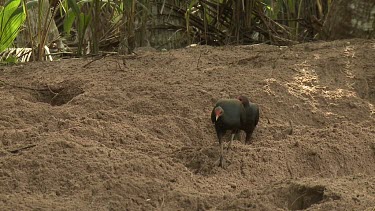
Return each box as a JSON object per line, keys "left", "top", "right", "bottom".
{"left": 215, "top": 115, "right": 219, "bottom": 121}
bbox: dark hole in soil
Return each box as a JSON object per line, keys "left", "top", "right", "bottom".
{"left": 34, "top": 81, "right": 84, "bottom": 106}
{"left": 287, "top": 185, "right": 325, "bottom": 210}
{"left": 368, "top": 76, "right": 375, "bottom": 104}
{"left": 354, "top": 75, "right": 375, "bottom": 104}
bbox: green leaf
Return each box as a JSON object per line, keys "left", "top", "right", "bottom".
{"left": 2, "top": 55, "right": 18, "bottom": 64}
{"left": 0, "top": 12, "right": 26, "bottom": 52}
{"left": 0, "top": 0, "right": 21, "bottom": 31}
{"left": 77, "top": 12, "right": 91, "bottom": 55}
{"left": 0, "top": 0, "right": 26, "bottom": 53}
{"left": 67, "top": 0, "right": 80, "bottom": 15}
{"left": 78, "top": 12, "right": 85, "bottom": 37}
{"left": 63, "top": 9, "right": 77, "bottom": 36}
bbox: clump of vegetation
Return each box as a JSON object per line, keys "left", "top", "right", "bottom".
{"left": 0, "top": 0, "right": 373, "bottom": 62}
{"left": 0, "top": 0, "right": 26, "bottom": 53}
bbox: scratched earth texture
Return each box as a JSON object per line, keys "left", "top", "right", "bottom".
{"left": 0, "top": 39, "right": 375, "bottom": 210}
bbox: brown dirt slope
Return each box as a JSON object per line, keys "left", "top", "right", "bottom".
{"left": 0, "top": 39, "right": 375, "bottom": 210}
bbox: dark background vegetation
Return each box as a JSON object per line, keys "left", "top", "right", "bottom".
{"left": 1, "top": 0, "right": 375, "bottom": 61}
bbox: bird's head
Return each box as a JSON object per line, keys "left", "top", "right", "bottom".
{"left": 237, "top": 95, "right": 249, "bottom": 105}
{"left": 214, "top": 106, "right": 224, "bottom": 121}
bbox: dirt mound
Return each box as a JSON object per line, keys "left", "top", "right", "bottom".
{"left": 0, "top": 39, "right": 375, "bottom": 210}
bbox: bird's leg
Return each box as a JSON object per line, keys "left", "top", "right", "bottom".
{"left": 214, "top": 140, "right": 225, "bottom": 168}
{"left": 245, "top": 134, "right": 252, "bottom": 144}
{"left": 233, "top": 131, "right": 241, "bottom": 141}
{"left": 214, "top": 132, "right": 226, "bottom": 168}
{"left": 219, "top": 141, "right": 224, "bottom": 167}
{"left": 227, "top": 132, "right": 235, "bottom": 151}
{"left": 245, "top": 127, "right": 255, "bottom": 144}
{"left": 227, "top": 129, "right": 240, "bottom": 151}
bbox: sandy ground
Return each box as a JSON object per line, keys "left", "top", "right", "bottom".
{"left": 0, "top": 39, "right": 375, "bottom": 211}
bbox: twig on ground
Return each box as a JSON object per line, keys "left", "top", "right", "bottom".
{"left": 285, "top": 151, "right": 294, "bottom": 178}
{"left": 290, "top": 192, "right": 307, "bottom": 208}
{"left": 159, "top": 194, "right": 165, "bottom": 211}
{"left": 50, "top": 92, "right": 60, "bottom": 104}
{"left": 196, "top": 51, "right": 202, "bottom": 69}
{"left": 9, "top": 144, "right": 37, "bottom": 154}
{"left": 47, "top": 85, "right": 58, "bottom": 95}
{"left": 83, "top": 56, "right": 106, "bottom": 68}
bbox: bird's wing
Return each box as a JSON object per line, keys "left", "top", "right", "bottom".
{"left": 253, "top": 104, "right": 260, "bottom": 126}
{"left": 240, "top": 105, "right": 247, "bottom": 126}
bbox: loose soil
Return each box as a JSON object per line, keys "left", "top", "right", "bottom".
{"left": 0, "top": 39, "right": 375, "bottom": 211}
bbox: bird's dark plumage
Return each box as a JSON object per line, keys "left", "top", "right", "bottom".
{"left": 211, "top": 96, "right": 259, "bottom": 167}
{"left": 237, "top": 95, "right": 259, "bottom": 144}
{"left": 211, "top": 99, "right": 246, "bottom": 167}
{"left": 211, "top": 99, "right": 246, "bottom": 131}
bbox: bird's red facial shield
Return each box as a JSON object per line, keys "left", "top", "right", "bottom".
{"left": 214, "top": 107, "right": 222, "bottom": 121}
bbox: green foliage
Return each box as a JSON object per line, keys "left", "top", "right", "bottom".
{"left": 0, "top": 55, "right": 18, "bottom": 64}
{"left": 63, "top": 9, "right": 76, "bottom": 36}
{"left": 66, "top": 0, "right": 92, "bottom": 55}
{"left": 78, "top": 12, "right": 91, "bottom": 55}
{"left": 0, "top": 0, "right": 26, "bottom": 53}
{"left": 178, "top": 0, "right": 330, "bottom": 45}
{"left": 184, "top": 0, "right": 198, "bottom": 44}
{"left": 63, "top": 0, "right": 122, "bottom": 55}
{"left": 5, "top": 0, "right": 332, "bottom": 59}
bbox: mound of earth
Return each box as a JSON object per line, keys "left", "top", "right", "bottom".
{"left": 0, "top": 39, "right": 374, "bottom": 210}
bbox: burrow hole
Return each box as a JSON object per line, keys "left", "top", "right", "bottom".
{"left": 33, "top": 80, "right": 84, "bottom": 106}
{"left": 287, "top": 184, "right": 325, "bottom": 210}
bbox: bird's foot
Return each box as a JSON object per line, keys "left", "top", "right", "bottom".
{"left": 233, "top": 132, "right": 241, "bottom": 141}
{"left": 245, "top": 140, "right": 253, "bottom": 145}
{"left": 227, "top": 133, "right": 237, "bottom": 151}
{"left": 226, "top": 140, "right": 232, "bottom": 151}
{"left": 214, "top": 157, "right": 231, "bottom": 168}
{"left": 214, "top": 157, "right": 224, "bottom": 168}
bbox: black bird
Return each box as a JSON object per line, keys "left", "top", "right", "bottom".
{"left": 211, "top": 99, "right": 246, "bottom": 167}
{"left": 237, "top": 95, "right": 259, "bottom": 144}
